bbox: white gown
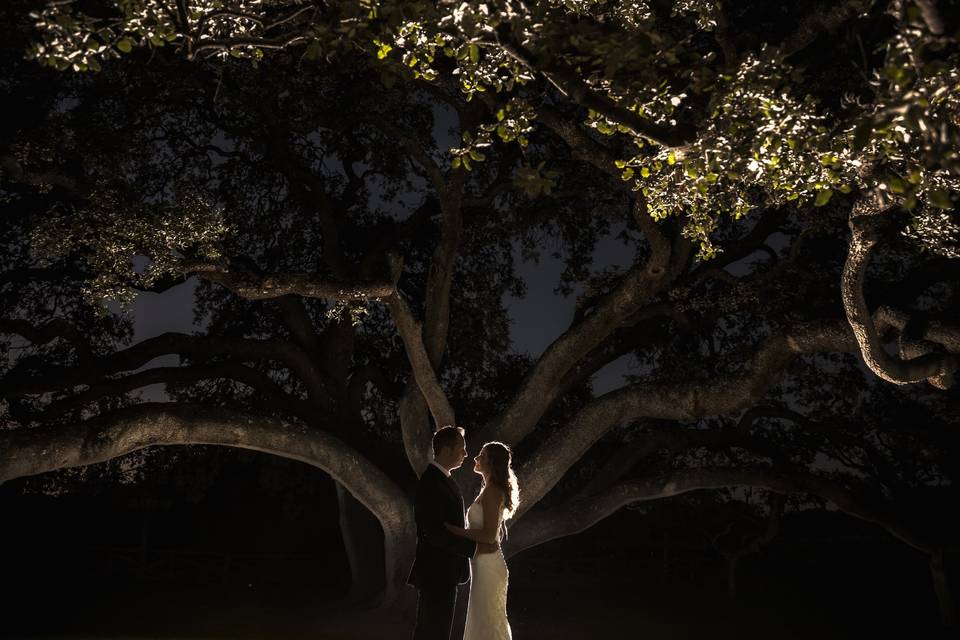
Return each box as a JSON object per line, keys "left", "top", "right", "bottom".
{"left": 463, "top": 495, "right": 512, "bottom": 640}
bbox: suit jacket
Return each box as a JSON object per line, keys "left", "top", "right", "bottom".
{"left": 407, "top": 464, "right": 477, "bottom": 588}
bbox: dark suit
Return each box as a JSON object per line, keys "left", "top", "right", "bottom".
{"left": 408, "top": 463, "right": 477, "bottom": 640}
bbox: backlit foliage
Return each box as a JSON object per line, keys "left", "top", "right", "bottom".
{"left": 26, "top": 1, "right": 960, "bottom": 260}
{"left": 31, "top": 188, "right": 230, "bottom": 310}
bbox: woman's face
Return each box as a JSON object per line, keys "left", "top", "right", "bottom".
{"left": 473, "top": 448, "right": 489, "bottom": 476}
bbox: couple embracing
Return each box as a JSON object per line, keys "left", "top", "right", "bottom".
{"left": 407, "top": 425, "right": 519, "bottom": 640}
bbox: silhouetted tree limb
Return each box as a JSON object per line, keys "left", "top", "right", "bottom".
{"left": 487, "top": 197, "right": 691, "bottom": 448}
{"left": 505, "top": 466, "right": 948, "bottom": 558}
{"left": 0, "top": 402, "right": 416, "bottom": 598}
{"left": 842, "top": 209, "right": 960, "bottom": 388}
{"left": 517, "top": 318, "right": 859, "bottom": 512}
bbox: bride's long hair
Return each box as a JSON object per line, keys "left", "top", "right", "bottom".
{"left": 481, "top": 441, "right": 520, "bottom": 522}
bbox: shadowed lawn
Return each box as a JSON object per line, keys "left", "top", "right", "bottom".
{"left": 7, "top": 566, "right": 943, "bottom": 640}
{"left": 5, "top": 512, "right": 951, "bottom": 640}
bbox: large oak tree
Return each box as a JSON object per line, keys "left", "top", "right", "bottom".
{"left": 3, "top": 0, "right": 959, "bottom": 622}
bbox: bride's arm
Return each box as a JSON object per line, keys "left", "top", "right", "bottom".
{"left": 445, "top": 488, "right": 502, "bottom": 545}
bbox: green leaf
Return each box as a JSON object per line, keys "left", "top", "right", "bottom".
{"left": 614, "top": 159, "right": 626, "bottom": 169}
{"left": 667, "top": 152, "right": 676, "bottom": 165}
{"left": 928, "top": 190, "right": 954, "bottom": 209}
{"left": 621, "top": 168, "right": 634, "bottom": 181}
{"left": 814, "top": 188, "right": 833, "bottom": 207}
{"left": 116, "top": 38, "right": 133, "bottom": 53}
{"left": 469, "top": 44, "right": 479, "bottom": 64}
{"left": 888, "top": 176, "right": 907, "bottom": 194}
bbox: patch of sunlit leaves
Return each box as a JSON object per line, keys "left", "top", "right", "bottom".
{"left": 28, "top": 0, "right": 960, "bottom": 262}
{"left": 30, "top": 188, "right": 231, "bottom": 313}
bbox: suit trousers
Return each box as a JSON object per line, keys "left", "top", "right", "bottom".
{"left": 413, "top": 582, "right": 458, "bottom": 640}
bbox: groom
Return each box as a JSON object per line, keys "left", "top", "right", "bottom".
{"left": 408, "top": 425, "right": 497, "bottom": 640}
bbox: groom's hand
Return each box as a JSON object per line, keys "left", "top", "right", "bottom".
{"left": 476, "top": 542, "right": 499, "bottom": 555}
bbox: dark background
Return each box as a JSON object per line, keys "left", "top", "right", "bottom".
{"left": 1, "top": 450, "right": 953, "bottom": 639}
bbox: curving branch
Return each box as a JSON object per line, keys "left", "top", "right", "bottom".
{"left": 0, "top": 318, "right": 92, "bottom": 360}
{"left": 915, "top": 0, "right": 945, "bottom": 35}
{"left": 0, "top": 403, "right": 415, "bottom": 592}
{"left": 842, "top": 212, "right": 960, "bottom": 388}
{"left": 493, "top": 26, "right": 696, "bottom": 148}
{"left": 515, "top": 319, "right": 858, "bottom": 513}
{"left": 486, "top": 196, "right": 690, "bottom": 448}
{"left": 1, "top": 332, "right": 332, "bottom": 410}
{"left": 29, "top": 363, "right": 315, "bottom": 424}
{"left": 183, "top": 259, "right": 397, "bottom": 301}
{"left": 0, "top": 154, "right": 85, "bottom": 196}
{"left": 386, "top": 293, "right": 456, "bottom": 472}
{"left": 383, "top": 123, "right": 469, "bottom": 474}
{"left": 536, "top": 104, "right": 624, "bottom": 178}
{"left": 504, "top": 466, "right": 945, "bottom": 559}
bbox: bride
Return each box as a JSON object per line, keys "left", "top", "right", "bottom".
{"left": 445, "top": 441, "right": 519, "bottom": 640}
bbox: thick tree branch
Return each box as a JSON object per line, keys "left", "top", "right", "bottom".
{"left": 0, "top": 154, "right": 85, "bottom": 196}
{"left": 505, "top": 466, "right": 946, "bottom": 558}
{"left": 0, "top": 318, "right": 93, "bottom": 361}
{"left": 487, "top": 196, "right": 688, "bottom": 447}
{"left": 842, "top": 212, "right": 960, "bottom": 388}
{"left": 274, "top": 295, "right": 322, "bottom": 354}
{"left": 183, "top": 259, "right": 397, "bottom": 301}
{"left": 385, "top": 125, "right": 468, "bottom": 474}
{"left": 493, "top": 26, "right": 695, "bottom": 148}
{"left": 536, "top": 104, "right": 623, "bottom": 178}
{"left": 385, "top": 294, "right": 456, "bottom": 472}
{"left": 30, "top": 363, "right": 314, "bottom": 423}
{"left": 0, "top": 403, "right": 415, "bottom": 590}
{"left": 515, "top": 319, "right": 858, "bottom": 513}
{"left": 916, "top": 0, "right": 945, "bottom": 35}
{"left": 1, "top": 332, "right": 331, "bottom": 410}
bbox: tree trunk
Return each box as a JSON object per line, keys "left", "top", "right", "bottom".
{"left": 726, "top": 554, "right": 739, "bottom": 601}
{"left": 137, "top": 493, "right": 152, "bottom": 581}
{"left": 661, "top": 529, "right": 671, "bottom": 583}
{"left": 930, "top": 550, "right": 956, "bottom": 627}
{"left": 336, "top": 481, "right": 386, "bottom": 602}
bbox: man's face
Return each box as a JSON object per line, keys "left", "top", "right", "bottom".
{"left": 449, "top": 436, "right": 468, "bottom": 470}
{"left": 440, "top": 435, "right": 468, "bottom": 470}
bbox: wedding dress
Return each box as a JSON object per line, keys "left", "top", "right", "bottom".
{"left": 463, "top": 495, "right": 512, "bottom": 640}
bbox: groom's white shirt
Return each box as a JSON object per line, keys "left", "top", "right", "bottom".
{"left": 429, "top": 460, "right": 451, "bottom": 477}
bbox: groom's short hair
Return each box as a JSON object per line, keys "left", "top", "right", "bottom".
{"left": 432, "top": 425, "right": 465, "bottom": 455}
